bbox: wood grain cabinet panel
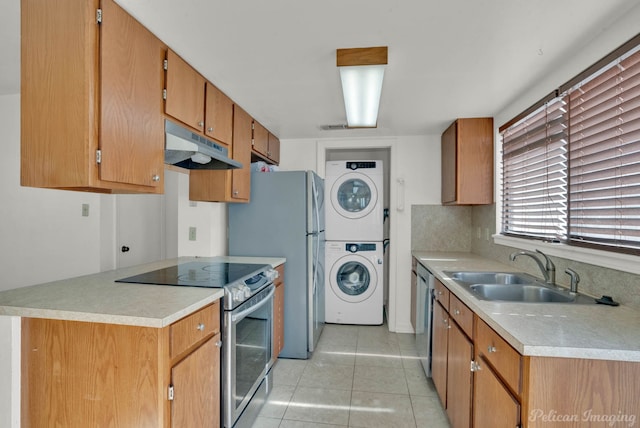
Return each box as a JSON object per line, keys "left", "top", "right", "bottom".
{"left": 441, "top": 118, "right": 494, "bottom": 205}
{"left": 432, "top": 300, "right": 449, "bottom": 408}
{"left": 165, "top": 49, "right": 206, "bottom": 133}
{"left": 21, "top": 302, "right": 222, "bottom": 428}
{"left": 171, "top": 334, "right": 220, "bottom": 428}
{"left": 205, "top": 83, "right": 234, "bottom": 147}
{"left": 189, "top": 104, "right": 252, "bottom": 202}
{"left": 473, "top": 355, "right": 520, "bottom": 427}
{"left": 252, "top": 120, "right": 270, "bottom": 159}
{"left": 170, "top": 301, "right": 220, "bottom": 359}
{"left": 21, "top": 0, "right": 164, "bottom": 193}
{"left": 273, "top": 265, "right": 285, "bottom": 358}
{"left": 475, "top": 317, "right": 521, "bottom": 396}
{"left": 267, "top": 132, "right": 280, "bottom": 164}
{"left": 446, "top": 320, "right": 473, "bottom": 428}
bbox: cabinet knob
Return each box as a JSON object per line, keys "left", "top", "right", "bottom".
{"left": 453, "top": 309, "right": 460, "bottom": 315}
{"left": 488, "top": 345, "right": 497, "bottom": 353}
{"left": 197, "top": 121, "right": 204, "bottom": 127}
{"left": 152, "top": 175, "right": 160, "bottom": 182}
{"left": 197, "top": 323, "right": 205, "bottom": 331}
{"left": 233, "top": 190, "right": 239, "bottom": 196}
{"left": 215, "top": 340, "right": 222, "bottom": 348}
{"left": 207, "top": 127, "right": 214, "bottom": 132}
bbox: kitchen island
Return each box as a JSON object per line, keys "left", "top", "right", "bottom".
{"left": 0, "top": 255, "right": 285, "bottom": 428}
{"left": 414, "top": 251, "right": 640, "bottom": 427}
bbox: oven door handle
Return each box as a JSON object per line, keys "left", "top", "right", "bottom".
{"left": 231, "top": 288, "right": 275, "bottom": 323}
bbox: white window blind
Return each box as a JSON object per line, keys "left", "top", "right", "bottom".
{"left": 568, "top": 45, "right": 640, "bottom": 252}
{"left": 501, "top": 97, "right": 568, "bottom": 241}
{"left": 500, "top": 34, "right": 640, "bottom": 255}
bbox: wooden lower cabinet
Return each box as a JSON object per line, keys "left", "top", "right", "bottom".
{"left": 273, "top": 265, "right": 285, "bottom": 358}
{"left": 432, "top": 300, "right": 449, "bottom": 408}
{"left": 446, "top": 320, "right": 473, "bottom": 428}
{"left": 21, "top": 302, "right": 221, "bottom": 427}
{"left": 473, "top": 354, "right": 520, "bottom": 427}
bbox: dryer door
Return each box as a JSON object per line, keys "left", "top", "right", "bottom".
{"left": 330, "top": 173, "right": 379, "bottom": 219}
{"left": 330, "top": 255, "right": 378, "bottom": 303}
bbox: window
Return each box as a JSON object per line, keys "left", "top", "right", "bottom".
{"left": 500, "top": 34, "right": 640, "bottom": 255}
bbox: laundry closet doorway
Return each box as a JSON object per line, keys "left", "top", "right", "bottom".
{"left": 317, "top": 141, "right": 397, "bottom": 330}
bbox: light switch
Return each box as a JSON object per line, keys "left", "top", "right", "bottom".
{"left": 82, "top": 204, "right": 89, "bottom": 217}
{"left": 189, "top": 227, "right": 197, "bottom": 241}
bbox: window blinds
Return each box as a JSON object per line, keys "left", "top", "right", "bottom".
{"left": 568, "top": 45, "right": 640, "bottom": 252}
{"left": 500, "top": 35, "right": 640, "bottom": 254}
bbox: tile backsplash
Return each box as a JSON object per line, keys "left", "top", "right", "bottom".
{"left": 412, "top": 204, "right": 640, "bottom": 310}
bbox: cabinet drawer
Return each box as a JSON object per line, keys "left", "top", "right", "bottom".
{"left": 449, "top": 294, "right": 473, "bottom": 338}
{"left": 434, "top": 279, "right": 450, "bottom": 309}
{"left": 475, "top": 318, "right": 521, "bottom": 395}
{"left": 171, "top": 302, "right": 220, "bottom": 359}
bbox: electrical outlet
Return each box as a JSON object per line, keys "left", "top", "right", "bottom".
{"left": 477, "top": 227, "right": 481, "bottom": 239}
{"left": 82, "top": 204, "right": 89, "bottom": 217}
{"left": 189, "top": 227, "right": 197, "bottom": 241}
{"left": 485, "top": 227, "right": 490, "bottom": 241}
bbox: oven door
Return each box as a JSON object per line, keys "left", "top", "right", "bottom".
{"left": 223, "top": 283, "right": 274, "bottom": 428}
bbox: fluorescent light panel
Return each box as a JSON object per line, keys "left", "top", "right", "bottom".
{"left": 337, "top": 47, "right": 388, "bottom": 128}
{"left": 340, "top": 65, "right": 385, "bottom": 127}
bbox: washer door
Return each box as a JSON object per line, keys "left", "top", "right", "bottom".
{"left": 330, "top": 255, "right": 378, "bottom": 303}
{"left": 330, "top": 173, "right": 378, "bottom": 219}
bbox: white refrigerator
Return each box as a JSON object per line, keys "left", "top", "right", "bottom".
{"left": 228, "top": 171, "right": 325, "bottom": 359}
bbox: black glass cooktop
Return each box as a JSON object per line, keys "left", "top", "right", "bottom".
{"left": 116, "top": 262, "right": 269, "bottom": 288}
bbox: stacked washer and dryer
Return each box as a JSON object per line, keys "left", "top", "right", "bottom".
{"left": 325, "top": 160, "right": 384, "bottom": 325}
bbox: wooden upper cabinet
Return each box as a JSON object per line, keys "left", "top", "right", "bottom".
{"left": 205, "top": 83, "right": 234, "bottom": 147}
{"left": 165, "top": 49, "right": 206, "bottom": 133}
{"left": 252, "top": 120, "right": 270, "bottom": 158}
{"left": 189, "top": 104, "right": 252, "bottom": 203}
{"left": 267, "top": 132, "right": 280, "bottom": 164}
{"left": 21, "top": 0, "right": 164, "bottom": 193}
{"left": 441, "top": 118, "right": 494, "bottom": 205}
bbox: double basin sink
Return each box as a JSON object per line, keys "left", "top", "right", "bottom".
{"left": 444, "top": 271, "right": 595, "bottom": 304}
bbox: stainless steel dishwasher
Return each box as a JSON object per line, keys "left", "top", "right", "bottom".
{"left": 415, "top": 263, "right": 435, "bottom": 377}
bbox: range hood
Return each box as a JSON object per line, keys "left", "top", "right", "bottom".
{"left": 164, "top": 120, "right": 242, "bottom": 170}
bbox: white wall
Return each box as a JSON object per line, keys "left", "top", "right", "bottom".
{"left": 280, "top": 136, "right": 440, "bottom": 332}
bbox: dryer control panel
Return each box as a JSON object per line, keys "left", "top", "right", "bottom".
{"left": 346, "top": 161, "right": 377, "bottom": 170}
{"left": 346, "top": 243, "right": 377, "bottom": 253}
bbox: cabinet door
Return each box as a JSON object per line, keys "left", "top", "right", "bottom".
{"left": 432, "top": 301, "right": 449, "bottom": 408}
{"left": 446, "top": 321, "right": 473, "bottom": 428}
{"left": 441, "top": 121, "right": 457, "bottom": 204}
{"left": 473, "top": 356, "right": 520, "bottom": 427}
{"left": 252, "top": 120, "right": 269, "bottom": 158}
{"left": 171, "top": 334, "right": 220, "bottom": 428}
{"left": 268, "top": 132, "right": 280, "bottom": 164}
{"left": 100, "top": 0, "right": 164, "bottom": 188}
{"left": 231, "top": 105, "right": 253, "bottom": 201}
{"left": 205, "top": 83, "right": 234, "bottom": 146}
{"left": 165, "top": 49, "right": 206, "bottom": 132}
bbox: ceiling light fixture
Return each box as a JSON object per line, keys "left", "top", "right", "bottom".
{"left": 337, "top": 46, "right": 388, "bottom": 128}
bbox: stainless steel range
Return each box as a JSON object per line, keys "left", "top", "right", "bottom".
{"left": 117, "top": 261, "right": 278, "bottom": 428}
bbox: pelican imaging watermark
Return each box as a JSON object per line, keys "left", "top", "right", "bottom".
{"left": 529, "top": 409, "right": 637, "bottom": 426}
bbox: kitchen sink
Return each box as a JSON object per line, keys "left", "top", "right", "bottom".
{"left": 443, "top": 270, "right": 596, "bottom": 304}
{"left": 447, "top": 271, "right": 537, "bottom": 285}
{"left": 469, "top": 283, "right": 575, "bottom": 303}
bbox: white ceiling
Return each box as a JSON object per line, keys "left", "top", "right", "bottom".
{"left": 2, "top": 0, "right": 639, "bottom": 139}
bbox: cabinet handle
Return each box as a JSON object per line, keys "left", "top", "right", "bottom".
{"left": 453, "top": 309, "right": 460, "bottom": 315}
{"left": 233, "top": 190, "right": 239, "bottom": 196}
{"left": 438, "top": 291, "right": 443, "bottom": 296}
{"left": 152, "top": 175, "right": 160, "bottom": 182}
{"left": 488, "top": 345, "right": 497, "bottom": 353}
{"left": 197, "top": 121, "right": 204, "bottom": 127}
{"left": 443, "top": 318, "right": 450, "bottom": 329}
{"left": 197, "top": 323, "right": 205, "bottom": 331}
{"left": 207, "top": 127, "right": 214, "bottom": 132}
{"left": 215, "top": 340, "right": 222, "bottom": 348}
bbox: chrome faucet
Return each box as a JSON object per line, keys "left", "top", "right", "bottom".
{"left": 565, "top": 268, "right": 580, "bottom": 293}
{"left": 509, "top": 249, "right": 556, "bottom": 285}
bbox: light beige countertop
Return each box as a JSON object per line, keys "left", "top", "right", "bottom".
{"left": 413, "top": 251, "right": 640, "bottom": 362}
{"left": 0, "top": 256, "right": 285, "bottom": 328}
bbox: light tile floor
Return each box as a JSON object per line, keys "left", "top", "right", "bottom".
{"left": 251, "top": 323, "right": 450, "bottom": 428}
